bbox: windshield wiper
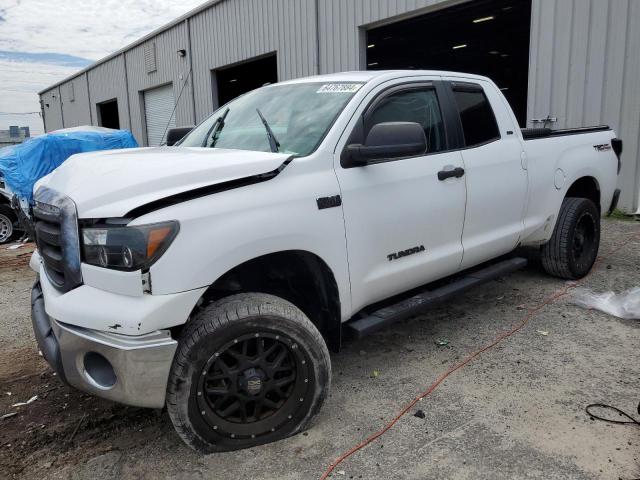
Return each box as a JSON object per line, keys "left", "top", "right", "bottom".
{"left": 203, "top": 107, "right": 230, "bottom": 148}
{"left": 256, "top": 108, "right": 280, "bottom": 153}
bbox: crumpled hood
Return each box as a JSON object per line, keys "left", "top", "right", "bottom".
{"left": 36, "top": 147, "right": 291, "bottom": 218}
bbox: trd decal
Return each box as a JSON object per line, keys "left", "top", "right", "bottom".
{"left": 387, "top": 245, "right": 425, "bottom": 261}
{"left": 316, "top": 195, "right": 342, "bottom": 210}
{"left": 593, "top": 144, "right": 612, "bottom": 152}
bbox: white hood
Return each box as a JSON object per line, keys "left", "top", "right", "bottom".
{"left": 36, "top": 147, "right": 291, "bottom": 218}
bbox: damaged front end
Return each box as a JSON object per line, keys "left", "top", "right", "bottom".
{"left": 31, "top": 278, "right": 177, "bottom": 408}
{"left": 28, "top": 186, "right": 202, "bottom": 408}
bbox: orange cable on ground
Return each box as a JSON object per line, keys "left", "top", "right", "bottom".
{"left": 319, "top": 231, "right": 639, "bottom": 479}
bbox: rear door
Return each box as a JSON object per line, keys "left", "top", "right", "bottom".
{"left": 334, "top": 80, "right": 467, "bottom": 312}
{"left": 443, "top": 79, "right": 528, "bottom": 268}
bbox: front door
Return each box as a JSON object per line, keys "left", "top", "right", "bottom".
{"left": 335, "top": 82, "right": 467, "bottom": 313}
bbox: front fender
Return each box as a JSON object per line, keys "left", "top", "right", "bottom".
{"left": 140, "top": 163, "right": 352, "bottom": 320}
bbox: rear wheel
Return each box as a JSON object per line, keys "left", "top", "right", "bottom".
{"left": 166, "top": 293, "right": 331, "bottom": 453}
{"left": 541, "top": 197, "right": 600, "bottom": 279}
{"left": 0, "top": 205, "right": 16, "bottom": 244}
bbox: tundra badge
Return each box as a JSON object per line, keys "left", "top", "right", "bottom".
{"left": 387, "top": 245, "right": 426, "bottom": 261}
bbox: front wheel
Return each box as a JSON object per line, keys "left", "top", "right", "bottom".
{"left": 541, "top": 197, "right": 600, "bottom": 279}
{"left": 0, "top": 205, "right": 16, "bottom": 244}
{"left": 166, "top": 293, "right": 331, "bottom": 453}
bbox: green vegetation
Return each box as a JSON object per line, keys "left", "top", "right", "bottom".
{"left": 607, "top": 208, "right": 636, "bottom": 221}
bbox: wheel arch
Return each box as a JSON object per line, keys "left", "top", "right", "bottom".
{"left": 185, "top": 250, "right": 342, "bottom": 352}
{"left": 565, "top": 176, "right": 601, "bottom": 210}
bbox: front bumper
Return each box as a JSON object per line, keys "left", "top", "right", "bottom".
{"left": 31, "top": 281, "right": 177, "bottom": 408}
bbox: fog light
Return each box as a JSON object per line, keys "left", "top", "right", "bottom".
{"left": 83, "top": 352, "right": 116, "bottom": 388}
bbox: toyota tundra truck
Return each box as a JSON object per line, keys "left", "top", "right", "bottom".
{"left": 29, "top": 70, "right": 622, "bottom": 452}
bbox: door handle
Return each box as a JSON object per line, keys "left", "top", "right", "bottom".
{"left": 438, "top": 167, "right": 465, "bottom": 181}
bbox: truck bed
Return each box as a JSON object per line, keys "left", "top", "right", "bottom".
{"left": 521, "top": 125, "right": 611, "bottom": 140}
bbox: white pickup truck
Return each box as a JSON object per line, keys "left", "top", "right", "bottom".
{"left": 29, "top": 70, "right": 622, "bottom": 452}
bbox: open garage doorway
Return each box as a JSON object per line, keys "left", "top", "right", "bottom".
{"left": 97, "top": 99, "right": 120, "bottom": 129}
{"left": 366, "top": 0, "right": 531, "bottom": 126}
{"left": 215, "top": 54, "right": 277, "bottom": 106}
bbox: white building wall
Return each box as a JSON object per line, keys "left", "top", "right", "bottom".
{"left": 189, "top": 0, "right": 318, "bottom": 122}
{"left": 527, "top": 0, "right": 640, "bottom": 212}
{"left": 87, "top": 55, "right": 131, "bottom": 131}
{"left": 40, "top": 88, "right": 64, "bottom": 131}
{"left": 124, "top": 22, "right": 194, "bottom": 145}
{"left": 49, "top": 73, "right": 93, "bottom": 128}
{"left": 39, "top": 0, "right": 640, "bottom": 211}
{"left": 317, "top": 0, "right": 463, "bottom": 73}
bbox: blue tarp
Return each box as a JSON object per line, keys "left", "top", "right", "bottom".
{"left": 0, "top": 127, "right": 137, "bottom": 203}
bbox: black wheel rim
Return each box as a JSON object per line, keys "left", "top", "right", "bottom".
{"left": 196, "top": 332, "right": 310, "bottom": 439}
{"left": 573, "top": 212, "right": 596, "bottom": 265}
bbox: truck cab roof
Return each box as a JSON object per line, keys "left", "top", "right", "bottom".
{"left": 278, "top": 70, "right": 493, "bottom": 86}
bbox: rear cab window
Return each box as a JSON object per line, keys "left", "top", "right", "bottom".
{"left": 451, "top": 84, "right": 500, "bottom": 147}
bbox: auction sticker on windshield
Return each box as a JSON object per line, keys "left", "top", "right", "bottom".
{"left": 317, "top": 83, "right": 362, "bottom": 94}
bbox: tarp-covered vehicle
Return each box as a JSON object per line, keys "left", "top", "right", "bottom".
{"left": 0, "top": 126, "right": 137, "bottom": 243}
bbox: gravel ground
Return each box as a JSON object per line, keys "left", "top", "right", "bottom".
{"left": 0, "top": 219, "right": 638, "bottom": 479}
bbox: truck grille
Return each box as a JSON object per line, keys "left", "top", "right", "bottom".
{"left": 33, "top": 187, "right": 82, "bottom": 292}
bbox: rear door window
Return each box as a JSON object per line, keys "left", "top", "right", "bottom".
{"left": 452, "top": 86, "right": 500, "bottom": 147}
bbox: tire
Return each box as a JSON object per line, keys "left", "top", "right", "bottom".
{"left": 166, "top": 293, "right": 331, "bottom": 453}
{"left": 0, "top": 205, "right": 16, "bottom": 244}
{"left": 541, "top": 197, "right": 600, "bottom": 279}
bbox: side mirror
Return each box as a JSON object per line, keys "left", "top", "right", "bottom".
{"left": 166, "top": 126, "right": 194, "bottom": 146}
{"left": 345, "top": 122, "right": 427, "bottom": 167}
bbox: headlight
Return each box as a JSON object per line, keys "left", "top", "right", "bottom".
{"left": 81, "top": 221, "right": 179, "bottom": 271}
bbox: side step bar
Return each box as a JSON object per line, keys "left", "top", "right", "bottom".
{"left": 345, "top": 257, "right": 527, "bottom": 339}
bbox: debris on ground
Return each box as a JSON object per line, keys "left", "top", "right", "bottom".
{"left": 537, "top": 330, "right": 549, "bottom": 336}
{"left": 0, "top": 220, "right": 638, "bottom": 479}
{"left": 371, "top": 370, "right": 380, "bottom": 378}
{"left": 11, "top": 395, "right": 37, "bottom": 407}
{"left": 435, "top": 339, "right": 449, "bottom": 347}
{"left": 67, "top": 413, "right": 87, "bottom": 444}
{"left": 414, "top": 409, "right": 426, "bottom": 419}
{"left": 571, "top": 287, "right": 640, "bottom": 320}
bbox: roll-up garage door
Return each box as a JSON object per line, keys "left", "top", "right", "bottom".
{"left": 144, "top": 83, "right": 175, "bottom": 146}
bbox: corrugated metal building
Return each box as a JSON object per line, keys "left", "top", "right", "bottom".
{"left": 39, "top": 0, "right": 640, "bottom": 213}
